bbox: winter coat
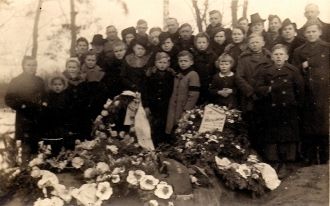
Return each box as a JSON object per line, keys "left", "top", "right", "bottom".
{"left": 101, "top": 58, "right": 124, "bottom": 99}
{"left": 81, "top": 65, "right": 105, "bottom": 82}
{"left": 5, "top": 72, "right": 45, "bottom": 145}
{"left": 177, "top": 36, "right": 195, "bottom": 53}
{"left": 235, "top": 48, "right": 272, "bottom": 111}
{"left": 210, "top": 40, "right": 228, "bottom": 57}
{"left": 193, "top": 48, "right": 218, "bottom": 105}
{"left": 209, "top": 72, "right": 238, "bottom": 108}
{"left": 273, "top": 36, "right": 305, "bottom": 63}
{"left": 151, "top": 46, "right": 180, "bottom": 72}
{"left": 255, "top": 62, "right": 304, "bottom": 143}
{"left": 166, "top": 68, "right": 200, "bottom": 134}
{"left": 121, "top": 53, "right": 151, "bottom": 92}
{"left": 224, "top": 42, "right": 248, "bottom": 71}
{"left": 293, "top": 40, "right": 330, "bottom": 136}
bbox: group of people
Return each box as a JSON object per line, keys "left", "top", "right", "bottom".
{"left": 5, "top": 3, "right": 329, "bottom": 176}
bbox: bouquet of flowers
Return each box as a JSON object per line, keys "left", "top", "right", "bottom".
{"left": 165, "top": 104, "right": 280, "bottom": 196}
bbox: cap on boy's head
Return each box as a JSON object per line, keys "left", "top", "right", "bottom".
{"left": 48, "top": 73, "right": 68, "bottom": 91}
{"left": 91, "top": 34, "right": 106, "bottom": 45}
{"left": 303, "top": 19, "right": 322, "bottom": 31}
{"left": 121, "top": 26, "right": 137, "bottom": 39}
{"left": 177, "top": 50, "right": 194, "bottom": 60}
{"left": 217, "top": 53, "right": 234, "bottom": 66}
{"left": 249, "top": 13, "right": 266, "bottom": 26}
{"left": 158, "top": 32, "right": 172, "bottom": 44}
{"left": 279, "top": 18, "right": 297, "bottom": 33}
{"left": 66, "top": 57, "right": 80, "bottom": 68}
{"left": 149, "top": 27, "right": 162, "bottom": 35}
{"left": 155, "top": 52, "right": 170, "bottom": 61}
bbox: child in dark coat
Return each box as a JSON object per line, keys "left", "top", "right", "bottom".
{"left": 256, "top": 44, "right": 304, "bottom": 178}
{"left": 209, "top": 54, "right": 237, "bottom": 109}
{"left": 193, "top": 32, "right": 217, "bottom": 105}
{"left": 5, "top": 56, "right": 45, "bottom": 162}
{"left": 210, "top": 28, "right": 228, "bottom": 56}
{"left": 144, "top": 52, "right": 175, "bottom": 145}
{"left": 41, "top": 74, "right": 69, "bottom": 156}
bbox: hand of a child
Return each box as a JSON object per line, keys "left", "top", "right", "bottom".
{"left": 223, "top": 88, "right": 233, "bottom": 94}
{"left": 302, "top": 61, "right": 309, "bottom": 69}
{"left": 42, "top": 102, "right": 48, "bottom": 107}
{"left": 217, "top": 90, "right": 229, "bottom": 97}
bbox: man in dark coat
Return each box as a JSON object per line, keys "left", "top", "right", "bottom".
{"left": 298, "top": 3, "right": 330, "bottom": 43}
{"left": 293, "top": 19, "right": 330, "bottom": 164}
{"left": 5, "top": 56, "right": 45, "bottom": 161}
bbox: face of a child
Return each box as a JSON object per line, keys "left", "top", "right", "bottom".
{"left": 238, "top": 19, "right": 249, "bottom": 31}
{"left": 67, "top": 62, "right": 79, "bottom": 76}
{"left": 269, "top": 18, "right": 282, "bottom": 33}
{"left": 133, "top": 44, "right": 146, "bottom": 57}
{"left": 232, "top": 28, "right": 244, "bottom": 44}
{"left": 178, "top": 56, "right": 193, "bottom": 70}
{"left": 23, "top": 59, "right": 37, "bottom": 75}
{"left": 125, "top": 34, "right": 135, "bottom": 45}
{"left": 149, "top": 31, "right": 161, "bottom": 46}
{"left": 271, "top": 48, "right": 288, "bottom": 67}
{"left": 209, "top": 13, "right": 222, "bottom": 27}
{"left": 137, "top": 23, "right": 148, "bottom": 35}
{"left": 166, "top": 19, "right": 179, "bottom": 34}
{"left": 219, "top": 61, "right": 232, "bottom": 75}
{"left": 51, "top": 79, "right": 65, "bottom": 93}
{"left": 251, "top": 22, "right": 264, "bottom": 34}
{"left": 304, "top": 5, "right": 319, "bottom": 20}
{"left": 304, "top": 25, "right": 322, "bottom": 42}
{"left": 155, "top": 58, "right": 170, "bottom": 71}
{"left": 214, "top": 31, "right": 226, "bottom": 45}
{"left": 106, "top": 26, "right": 118, "bottom": 40}
{"left": 76, "top": 41, "right": 88, "bottom": 55}
{"left": 195, "top": 37, "right": 209, "bottom": 51}
{"left": 179, "top": 26, "right": 193, "bottom": 41}
{"left": 92, "top": 44, "right": 103, "bottom": 54}
{"left": 161, "top": 38, "right": 174, "bottom": 52}
{"left": 248, "top": 36, "right": 265, "bottom": 53}
{"left": 281, "top": 24, "right": 296, "bottom": 41}
{"left": 85, "top": 55, "right": 97, "bottom": 69}
{"left": 113, "top": 45, "right": 126, "bottom": 59}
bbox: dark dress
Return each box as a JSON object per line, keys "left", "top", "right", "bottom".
{"left": 255, "top": 63, "right": 304, "bottom": 162}
{"left": 144, "top": 67, "right": 175, "bottom": 145}
{"left": 209, "top": 72, "right": 237, "bottom": 109}
{"left": 102, "top": 58, "right": 124, "bottom": 99}
{"left": 5, "top": 72, "right": 45, "bottom": 154}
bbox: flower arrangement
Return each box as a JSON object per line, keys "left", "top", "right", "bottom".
{"left": 164, "top": 104, "right": 280, "bottom": 196}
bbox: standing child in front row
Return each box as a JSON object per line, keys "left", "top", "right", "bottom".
{"left": 256, "top": 44, "right": 304, "bottom": 178}
{"left": 5, "top": 56, "right": 45, "bottom": 163}
{"left": 209, "top": 54, "right": 238, "bottom": 109}
{"left": 166, "top": 50, "right": 200, "bottom": 135}
{"left": 144, "top": 52, "right": 175, "bottom": 145}
{"left": 41, "top": 74, "right": 69, "bottom": 156}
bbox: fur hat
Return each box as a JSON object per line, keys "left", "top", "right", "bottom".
{"left": 279, "top": 18, "right": 297, "bottom": 33}
{"left": 158, "top": 32, "right": 172, "bottom": 45}
{"left": 91, "top": 34, "right": 107, "bottom": 45}
{"left": 249, "top": 13, "right": 266, "bottom": 26}
{"left": 121, "top": 26, "right": 137, "bottom": 41}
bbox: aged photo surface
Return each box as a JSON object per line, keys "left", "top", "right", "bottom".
{"left": 0, "top": 0, "right": 329, "bottom": 205}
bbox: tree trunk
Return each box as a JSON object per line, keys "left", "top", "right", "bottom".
{"left": 231, "top": 0, "right": 238, "bottom": 27}
{"left": 70, "top": 0, "right": 77, "bottom": 57}
{"left": 31, "top": 0, "right": 43, "bottom": 58}
{"left": 192, "top": 0, "right": 203, "bottom": 32}
{"left": 163, "top": 0, "right": 169, "bottom": 29}
{"left": 242, "top": 0, "right": 248, "bottom": 18}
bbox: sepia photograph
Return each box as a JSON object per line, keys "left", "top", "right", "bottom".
{"left": 0, "top": 0, "right": 329, "bottom": 205}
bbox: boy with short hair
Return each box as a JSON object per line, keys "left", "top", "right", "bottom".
{"left": 136, "top": 19, "right": 149, "bottom": 42}
{"left": 206, "top": 10, "right": 231, "bottom": 42}
{"left": 166, "top": 50, "right": 200, "bottom": 134}
{"left": 75, "top": 37, "right": 89, "bottom": 64}
{"left": 5, "top": 56, "right": 45, "bottom": 162}
{"left": 256, "top": 44, "right": 304, "bottom": 177}
{"left": 177, "top": 23, "right": 195, "bottom": 52}
{"left": 209, "top": 54, "right": 237, "bottom": 108}
{"left": 293, "top": 19, "right": 330, "bottom": 165}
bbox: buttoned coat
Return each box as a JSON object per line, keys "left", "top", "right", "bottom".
{"left": 255, "top": 62, "right": 305, "bottom": 143}
{"left": 293, "top": 40, "right": 330, "bottom": 136}
{"left": 166, "top": 69, "right": 200, "bottom": 134}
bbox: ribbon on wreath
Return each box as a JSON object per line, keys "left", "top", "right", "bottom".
{"left": 123, "top": 91, "right": 155, "bottom": 150}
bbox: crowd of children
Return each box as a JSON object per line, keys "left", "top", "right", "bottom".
{"left": 5, "top": 3, "right": 329, "bottom": 177}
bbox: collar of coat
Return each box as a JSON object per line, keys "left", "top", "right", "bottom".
{"left": 263, "top": 62, "right": 299, "bottom": 75}
{"left": 178, "top": 67, "right": 194, "bottom": 76}
{"left": 125, "top": 53, "right": 151, "bottom": 68}
{"left": 219, "top": 72, "right": 234, "bottom": 77}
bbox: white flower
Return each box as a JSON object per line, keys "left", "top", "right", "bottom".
{"left": 71, "top": 157, "right": 84, "bottom": 169}
{"left": 84, "top": 168, "right": 98, "bottom": 179}
{"left": 111, "top": 174, "right": 120, "bottom": 183}
{"left": 111, "top": 167, "right": 125, "bottom": 175}
{"left": 148, "top": 200, "right": 159, "bottom": 206}
{"left": 254, "top": 163, "right": 281, "bottom": 190}
{"left": 31, "top": 167, "right": 41, "bottom": 178}
{"left": 33, "top": 196, "right": 64, "bottom": 206}
{"left": 29, "top": 156, "right": 44, "bottom": 167}
{"left": 96, "top": 174, "right": 110, "bottom": 182}
{"left": 106, "top": 145, "right": 119, "bottom": 154}
{"left": 185, "top": 141, "right": 194, "bottom": 148}
{"left": 71, "top": 183, "right": 99, "bottom": 206}
{"left": 139, "top": 175, "right": 159, "bottom": 190}
{"left": 95, "top": 115, "right": 103, "bottom": 122}
{"left": 101, "top": 110, "right": 109, "bottom": 117}
{"left": 37, "top": 170, "right": 59, "bottom": 188}
{"left": 96, "top": 182, "right": 113, "bottom": 200}
{"left": 110, "top": 131, "right": 118, "bottom": 137}
{"left": 234, "top": 164, "right": 251, "bottom": 179}
{"left": 52, "top": 184, "right": 72, "bottom": 203}
{"left": 96, "top": 162, "right": 110, "bottom": 174}
{"left": 189, "top": 175, "right": 200, "bottom": 185}
{"left": 247, "top": 155, "right": 259, "bottom": 163}
{"left": 126, "top": 170, "right": 145, "bottom": 186}
{"left": 215, "top": 156, "right": 231, "bottom": 169}
{"left": 154, "top": 183, "right": 173, "bottom": 199}
{"left": 76, "top": 140, "right": 97, "bottom": 150}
